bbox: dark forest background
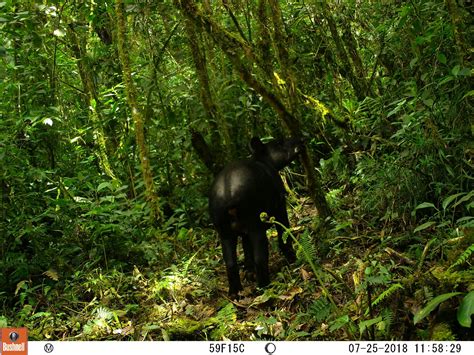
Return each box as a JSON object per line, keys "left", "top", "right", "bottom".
{"left": 0, "top": 0, "right": 473, "bottom": 340}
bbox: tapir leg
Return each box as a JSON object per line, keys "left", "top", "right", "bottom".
{"left": 220, "top": 234, "right": 242, "bottom": 297}
{"left": 248, "top": 224, "right": 270, "bottom": 289}
{"left": 242, "top": 234, "right": 256, "bottom": 281}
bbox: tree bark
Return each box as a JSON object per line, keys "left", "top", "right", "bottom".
{"left": 342, "top": 22, "right": 371, "bottom": 96}
{"left": 67, "top": 25, "right": 118, "bottom": 182}
{"left": 115, "top": 0, "right": 161, "bottom": 220}
{"left": 256, "top": 0, "right": 273, "bottom": 77}
{"left": 184, "top": 18, "right": 231, "bottom": 165}
{"left": 444, "top": 0, "right": 467, "bottom": 64}
{"left": 318, "top": 2, "right": 366, "bottom": 100}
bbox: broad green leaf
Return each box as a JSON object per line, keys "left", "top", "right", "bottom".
{"left": 451, "top": 65, "right": 460, "bottom": 76}
{"left": 422, "top": 98, "right": 434, "bottom": 107}
{"left": 456, "top": 216, "right": 474, "bottom": 223}
{"left": 462, "top": 90, "right": 474, "bottom": 99}
{"left": 414, "top": 292, "right": 462, "bottom": 324}
{"left": 437, "top": 53, "right": 447, "bottom": 64}
{"left": 457, "top": 291, "right": 474, "bottom": 328}
{"left": 452, "top": 190, "right": 474, "bottom": 208}
{"left": 359, "top": 316, "right": 383, "bottom": 335}
{"left": 456, "top": 216, "right": 474, "bottom": 228}
{"left": 438, "top": 75, "right": 454, "bottom": 86}
{"left": 97, "top": 182, "right": 112, "bottom": 192}
{"left": 459, "top": 68, "right": 471, "bottom": 76}
{"left": 442, "top": 192, "right": 466, "bottom": 210}
{"left": 414, "top": 202, "right": 436, "bottom": 210}
{"left": 414, "top": 221, "right": 435, "bottom": 233}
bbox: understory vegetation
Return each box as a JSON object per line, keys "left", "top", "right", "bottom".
{"left": 0, "top": 0, "right": 472, "bottom": 340}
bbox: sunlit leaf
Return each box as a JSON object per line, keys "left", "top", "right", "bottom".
{"left": 414, "top": 293, "right": 462, "bottom": 324}
{"left": 414, "top": 221, "right": 435, "bottom": 233}
{"left": 53, "top": 29, "right": 66, "bottom": 37}
{"left": 97, "top": 182, "right": 112, "bottom": 192}
{"left": 43, "top": 118, "right": 53, "bottom": 126}
{"left": 414, "top": 202, "right": 436, "bottom": 210}
{"left": 442, "top": 193, "right": 465, "bottom": 210}
{"left": 457, "top": 291, "right": 474, "bottom": 328}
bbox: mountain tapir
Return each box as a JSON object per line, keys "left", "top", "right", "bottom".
{"left": 209, "top": 137, "right": 302, "bottom": 297}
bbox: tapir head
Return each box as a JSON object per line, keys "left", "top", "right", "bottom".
{"left": 250, "top": 137, "right": 303, "bottom": 170}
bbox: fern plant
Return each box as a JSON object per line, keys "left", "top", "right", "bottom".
{"left": 372, "top": 283, "right": 404, "bottom": 308}
{"left": 448, "top": 244, "right": 474, "bottom": 271}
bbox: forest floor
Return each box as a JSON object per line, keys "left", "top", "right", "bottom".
{"left": 5, "top": 197, "right": 472, "bottom": 341}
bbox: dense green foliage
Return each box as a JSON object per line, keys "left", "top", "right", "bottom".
{"left": 0, "top": 0, "right": 472, "bottom": 340}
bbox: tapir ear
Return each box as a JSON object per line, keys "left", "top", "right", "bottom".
{"left": 249, "top": 137, "right": 264, "bottom": 155}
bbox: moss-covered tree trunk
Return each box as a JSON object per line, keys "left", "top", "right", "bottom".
{"left": 184, "top": 18, "right": 230, "bottom": 171}
{"left": 68, "top": 26, "right": 118, "bottom": 181}
{"left": 265, "top": 0, "right": 331, "bottom": 222}
{"left": 115, "top": 0, "right": 161, "bottom": 220}
{"left": 318, "top": 2, "right": 367, "bottom": 100}
{"left": 256, "top": 0, "right": 273, "bottom": 77}
{"left": 444, "top": 0, "right": 467, "bottom": 64}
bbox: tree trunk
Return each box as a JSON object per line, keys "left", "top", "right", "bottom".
{"left": 115, "top": 0, "right": 161, "bottom": 221}
{"left": 256, "top": 0, "right": 273, "bottom": 77}
{"left": 318, "top": 2, "right": 366, "bottom": 100}
{"left": 67, "top": 25, "right": 118, "bottom": 182}
{"left": 184, "top": 18, "right": 231, "bottom": 165}
{"left": 342, "top": 22, "right": 371, "bottom": 96}
{"left": 267, "top": 0, "right": 298, "bottom": 114}
{"left": 444, "top": 0, "right": 467, "bottom": 64}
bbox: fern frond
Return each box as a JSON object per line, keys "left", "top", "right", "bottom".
{"left": 297, "top": 230, "right": 318, "bottom": 262}
{"left": 372, "top": 283, "right": 404, "bottom": 307}
{"left": 448, "top": 244, "right": 474, "bottom": 270}
{"left": 43, "top": 269, "right": 59, "bottom": 281}
{"left": 308, "top": 297, "right": 331, "bottom": 322}
{"left": 380, "top": 308, "right": 394, "bottom": 332}
{"left": 358, "top": 97, "right": 381, "bottom": 114}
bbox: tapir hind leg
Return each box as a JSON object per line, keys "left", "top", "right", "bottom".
{"left": 220, "top": 233, "right": 242, "bottom": 297}
{"left": 248, "top": 223, "right": 270, "bottom": 289}
{"left": 242, "top": 233, "right": 256, "bottom": 281}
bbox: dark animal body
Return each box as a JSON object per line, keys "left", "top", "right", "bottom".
{"left": 209, "top": 137, "right": 302, "bottom": 297}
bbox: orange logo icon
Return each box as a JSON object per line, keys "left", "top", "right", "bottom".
{"left": 0, "top": 328, "right": 28, "bottom": 355}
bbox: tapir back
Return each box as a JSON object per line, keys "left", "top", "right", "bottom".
{"left": 209, "top": 159, "right": 282, "bottom": 230}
